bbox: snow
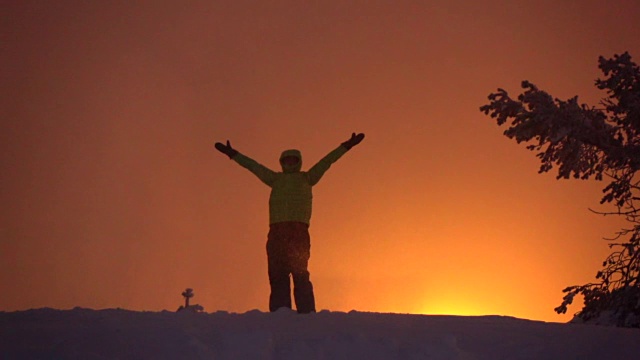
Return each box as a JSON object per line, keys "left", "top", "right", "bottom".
{"left": 1, "top": 308, "right": 639, "bottom": 359}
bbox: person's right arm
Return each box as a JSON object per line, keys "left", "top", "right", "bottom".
{"left": 215, "top": 140, "right": 276, "bottom": 187}
{"left": 232, "top": 152, "right": 276, "bottom": 187}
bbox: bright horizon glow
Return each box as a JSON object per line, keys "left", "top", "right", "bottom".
{"left": 421, "top": 303, "right": 490, "bottom": 317}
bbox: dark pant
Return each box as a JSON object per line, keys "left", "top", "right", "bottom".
{"left": 266, "top": 221, "right": 316, "bottom": 314}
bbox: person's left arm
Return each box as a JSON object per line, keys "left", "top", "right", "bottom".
{"left": 307, "top": 133, "right": 365, "bottom": 185}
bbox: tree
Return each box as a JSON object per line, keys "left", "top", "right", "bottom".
{"left": 182, "top": 288, "right": 194, "bottom": 308}
{"left": 177, "top": 288, "right": 203, "bottom": 312}
{"left": 480, "top": 52, "right": 640, "bottom": 327}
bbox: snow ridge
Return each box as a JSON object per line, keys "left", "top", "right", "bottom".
{"left": 1, "top": 308, "right": 639, "bottom": 359}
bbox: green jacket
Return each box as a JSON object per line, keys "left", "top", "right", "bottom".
{"left": 232, "top": 145, "right": 349, "bottom": 224}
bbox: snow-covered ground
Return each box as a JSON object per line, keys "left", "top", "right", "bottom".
{"left": 1, "top": 308, "right": 638, "bottom": 359}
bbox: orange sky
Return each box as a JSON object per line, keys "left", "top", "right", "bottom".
{"left": 2, "top": 0, "right": 640, "bottom": 322}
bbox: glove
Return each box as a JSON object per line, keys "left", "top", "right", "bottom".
{"left": 215, "top": 140, "right": 238, "bottom": 159}
{"left": 341, "top": 133, "right": 365, "bottom": 150}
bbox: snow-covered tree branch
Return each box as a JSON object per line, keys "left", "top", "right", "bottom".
{"left": 480, "top": 52, "right": 640, "bottom": 327}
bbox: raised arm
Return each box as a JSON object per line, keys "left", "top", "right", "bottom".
{"left": 307, "top": 133, "right": 365, "bottom": 186}
{"left": 215, "top": 140, "right": 276, "bottom": 187}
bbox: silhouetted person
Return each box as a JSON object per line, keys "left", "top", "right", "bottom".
{"left": 214, "top": 133, "right": 365, "bottom": 313}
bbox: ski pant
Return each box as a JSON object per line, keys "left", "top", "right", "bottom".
{"left": 266, "top": 221, "right": 316, "bottom": 314}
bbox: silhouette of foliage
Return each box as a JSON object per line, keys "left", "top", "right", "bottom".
{"left": 480, "top": 52, "right": 640, "bottom": 327}
{"left": 182, "top": 288, "right": 194, "bottom": 307}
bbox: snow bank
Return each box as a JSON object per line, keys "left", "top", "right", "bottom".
{"left": 1, "top": 307, "right": 638, "bottom": 359}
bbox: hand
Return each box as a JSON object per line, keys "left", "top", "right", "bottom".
{"left": 215, "top": 140, "right": 238, "bottom": 159}
{"left": 341, "top": 133, "right": 365, "bottom": 150}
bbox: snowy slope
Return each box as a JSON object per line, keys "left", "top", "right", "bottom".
{"left": 1, "top": 308, "right": 638, "bottom": 359}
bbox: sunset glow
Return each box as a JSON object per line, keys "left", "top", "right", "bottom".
{"left": 3, "top": 0, "right": 640, "bottom": 323}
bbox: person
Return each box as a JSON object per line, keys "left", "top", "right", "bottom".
{"left": 214, "top": 133, "right": 365, "bottom": 313}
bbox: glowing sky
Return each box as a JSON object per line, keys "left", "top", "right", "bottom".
{"left": 3, "top": 0, "right": 640, "bottom": 322}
